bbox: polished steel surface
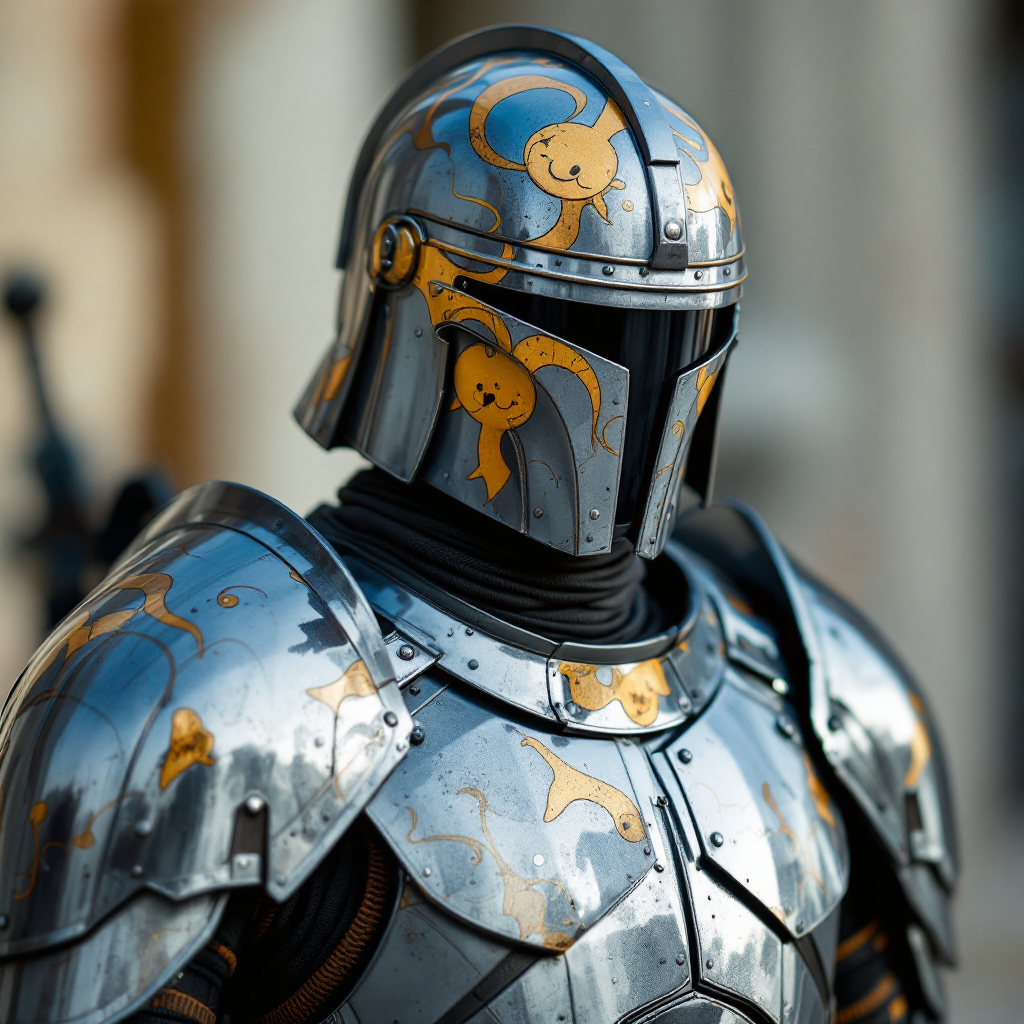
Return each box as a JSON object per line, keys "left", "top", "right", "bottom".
{"left": 666, "top": 674, "right": 848, "bottom": 941}
{"left": 636, "top": 336, "right": 736, "bottom": 559}
{"left": 341, "top": 875, "right": 511, "bottom": 1024}
{"left": 348, "top": 544, "right": 727, "bottom": 736}
{"left": 366, "top": 682, "right": 653, "bottom": 951}
{"left": 0, "top": 892, "right": 226, "bottom": 1024}
{"left": 0, "top": 482, "right": 410, "bottom": 961}
{"left": 295, "top": 28, "right": 744, "bottom": 559}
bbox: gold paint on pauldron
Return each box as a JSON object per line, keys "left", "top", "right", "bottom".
{"left": 558, "top": 659, "right": 670, "bottom": 727}
{"left": 762, "top": 781, "right": 827, "bottom": 897}
{"left": 12, "top": 801, "right": 64, "bottom": 901}
{"left": 905, "top": 693, "right": 932, "bottom": 788}
{"left": 520, "top": 736, "right": 644, "bottom": 841}
{"left": 802, "top": 753, "right": 837, "bottom": 829}
{"left": 695, "top": 366, "right": 719, "bottom": 417}
{"left": 406, "top": 789, "right": 577, "bottom": 950}
{"left": 306, "top": 659, "right": 376, "bottom": 714}
{"left": 160, "top": 709, "right": 216, "bottom": 790}
{"left": 469, "top": 74, "right": 628, "bottom": 251}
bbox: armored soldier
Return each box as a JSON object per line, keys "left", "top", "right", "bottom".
{"left": 0, "top": 26, "right": 955, "bottom": 1024}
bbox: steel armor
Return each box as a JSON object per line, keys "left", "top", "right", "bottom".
{"left": 0, "top": 24, "right": 955, "bottom": 1024}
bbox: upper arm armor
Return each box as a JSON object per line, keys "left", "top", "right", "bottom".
{"left": 675, "top": 502, "right": 957, "bottom": 1014}
{"left": 0, "top": 482, "right": 410, "bottom": 1024}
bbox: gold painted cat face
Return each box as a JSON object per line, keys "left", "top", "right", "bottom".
{"left": 524, "top": 122, "right": 619, "bottom": 201}
{"left": 452, "top": 343, "right": 536, "bottom": 431}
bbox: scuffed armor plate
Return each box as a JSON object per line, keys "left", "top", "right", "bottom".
{"left": 0, "top": 482, "right": 410, "bottom": 967}
{"left": 367, "top": 682, "right": 652, "bottom": 951}
{"left": 667, "top": 676, "right": 848, "bottom": 940}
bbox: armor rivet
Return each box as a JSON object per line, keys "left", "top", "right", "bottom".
{"left": 692, "top": 689, "right": 701, "bottom": 700}
{"left": 533, "top": 854, "right": 545, "bottom": 867}
{"left": 676, "top": 953, "right": 685, "bottom": 966}
{"left": 623, "top": 821, "right": 631, "bottom": 830}
{"left": 602, "top": 265, "right": 614, "bottom": 276}
{"left": 654, "top": 862, "right": 665, "bottom": 872}
{"left": 706, "top": 959, "right": 714, "bottom": 969}
{"left": 314, "top": 736, "right": 325, "bottom": 747}
{"left": 643, "top": 846, "right": 651, "bottom": 855}
{"left": 796, "top": 922, "right": 804, "bottom": 934}
{"left": 410, "top": 724, "right": 426, "bottom": 746}
{"left": 586, "top": 534, "right": 593, "bottom": 543}
{"left": 710, "top": 832, "right": 724, "bottom": 847}
{"left": 772, "top": 678, "right": 789, "bottom": 695}
{"left": 694, "top": 270, "right": 704, "bottom": 280}
{"left": 465, "top": 628, "right": 474, "bottom": 636}
{"left": 276, "top": 874, "right": 287, "bottom": 886}
{"left": 130, "top": 865, "right": 144, "bottom": 878}
{"left": 656, "top": 795, "right": 669, "bottom": 807}
{"left": 776, "top": 715, "right": 796, "bottom": 739}
{"left": 238, "top": 856, "right": 250, "bottom": 869}
{"left": 664, "top": 220, "right": 683, "bottom": 240}
{"left": 0, "top": 915, "right": 8, "bottom": 929}
{"left": 468, "top": 659, "right": 479, "bottom": 670}
{"left": 134, "top": 819, "right": 153, "bottom": 837}
{"left": 533, "top": 507, "right": 544, "bottom": 518}
{"left": 414, "top": 327, "right": 423, "bottom": 337}
{"left": 423, "top": 867, "right": 431, "bottom": 877}
{"left": 245, "top": 795, "right": 265, "bottom": 816}
{"left": 589, "top": 508, "right": 600, "bottom": 520}
{"left": 396, "top": 741, "right": 407, "bottom": 752}
{"left": 272, "top": 518, "right": 283, "bottom": 531}
{"left": 612, "top": 977, "right": 618, "bottom": 984}
{"left": 723, "top": 267, "right": 731, "bottom": 276}
{"left": 678, "top": 748, "right": 693, "bottom": 764}
{"left": 829, "top": 715, "right": 842, "bottom": 731}
{"left": 398, "top": 644, "right": 415, "bottom": 661}
{"left": 384, "top": 711, "right": 399, "bottom": 727}
{"left": 639, "top": 267, "right": 650, "bottom": 277}
{"left": 409, "top": 684, "right": 420, "bottom": 696}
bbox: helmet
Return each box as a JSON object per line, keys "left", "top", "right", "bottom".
{"left": 295, "top": 26, "right": 743, "bottom": 559}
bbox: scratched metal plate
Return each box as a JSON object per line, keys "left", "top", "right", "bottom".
{"left": 0, "top": 482, "right": 408, "bottom": 959}
{"left": 367, "top": 683, "right": 653, "bottom": 950}
{"left": 668, "top": 677, "right": 848, "bottom": 939}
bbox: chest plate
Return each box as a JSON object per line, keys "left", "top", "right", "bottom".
{"left": 351, "top": 661, "right": 847, "bottom": 1024}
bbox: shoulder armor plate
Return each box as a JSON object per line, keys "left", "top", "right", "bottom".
{"left": 0, "top": 482, "right": 410, "bottom": 1021}
{"left": 675, "top": 503, "right": 957, "bottom": 969}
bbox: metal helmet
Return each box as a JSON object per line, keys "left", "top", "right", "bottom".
{"left": 295, "top": 26, "right": 743, "bottom": 559}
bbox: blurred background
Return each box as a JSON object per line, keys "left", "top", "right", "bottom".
{"left": 0, "top": 0, "right": 1020, "bottom": 1018}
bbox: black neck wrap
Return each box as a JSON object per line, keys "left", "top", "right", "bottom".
{"left": 307, "top": 469, "right": 659, "bottom": 644}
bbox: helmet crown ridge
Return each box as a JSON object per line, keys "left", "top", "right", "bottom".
{"left": 295, "top": 27, "right": 743, "bottom": 560}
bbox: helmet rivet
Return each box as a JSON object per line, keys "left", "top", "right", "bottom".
{"left": 663, "top": 220, "right": 683, "bottom": 240}
{"left": 723, "top": 266, "right": 731, "bottom": 276}
{"left": 245, "top": 795, "right": 265, "bottom": 816}
{"left": 602, "top": 265, "right": 614, "bottom": 276}
{"left": 383, "top": 711, "right": 399, "bottom": 727}
{"left": 589, "top": 508, "right": 600, "bottom": 520}
{"left": 397, "top": 644, "right": 415, "bottom": 661}
{"left": 533, "top": 508, "right": 544, "bottom": 519}
{"left": 639, "top": 267, "right": 650, "bottom": 277}
{"left": 694, "top": 270, "right": 704, "bottom": 280}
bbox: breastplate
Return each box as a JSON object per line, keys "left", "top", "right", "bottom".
{"left": 331, "top": 544, "right": 849, "bottom": 1024}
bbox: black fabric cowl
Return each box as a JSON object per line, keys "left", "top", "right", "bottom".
{"left": 308, "top": 469, "right": 662, "bottom": 644}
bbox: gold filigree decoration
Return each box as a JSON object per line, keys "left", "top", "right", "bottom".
{"left": 558, "top": 660, "right": 670, "bottom": 727}
{"left": 762, "top": 781, "right": 826, "bottom": 896}
{"left": 520, "top": 736, "right": 644, "bottom": 841}
{"left": 12, "top": 801, "right": 64, "bottom": 901}
{"left": 70, "top": 792, "right": 136, "bottom": 850}
{"left": 659, "top": 96, "right": 737, "bottom": 240}
{"left": 695, "top": 365, "right": 720, "bottom": 417}
{"left": 905, "top": 693, "right": 932, "bottom": 788}
{"left": 406, "top": 788, "right": 577, "bottom": 950}
{"left": 160, "top": 708, "right": 216, "bottom": 790}
{"left": 470, "top": 75, "right": 628, "bottom": 249}
{"left": 306, "top": 659, "right": 376, "bottom": 714}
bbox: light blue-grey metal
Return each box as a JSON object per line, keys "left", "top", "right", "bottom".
{"left": 666, "top": 674, "right": 848, "bottom": 941}
{"left": 418, "top": 312, "right": 629, "bottom": 554}
{"left": 0, "top": 482, "right": 409, "bottom": 972}
{"left": 294, "top": 27, "right": 744, "bottom": 557}
{"left": 345, "top": 545, "right": 726, "bottom": 735}
{"left": 366, "top": 682, "right": 653, "bottom": 950}
{"left": 344, "top": 661, "right": 840, "bottom": 1024}
{"left": 0, "top": 892, "right": 226, "bottom": 1024}
{"left": 636, "top": 335, "right": 736, "bottom": 558}
{"left": 677, "top": 502, "right": 957, "bottom": 986}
